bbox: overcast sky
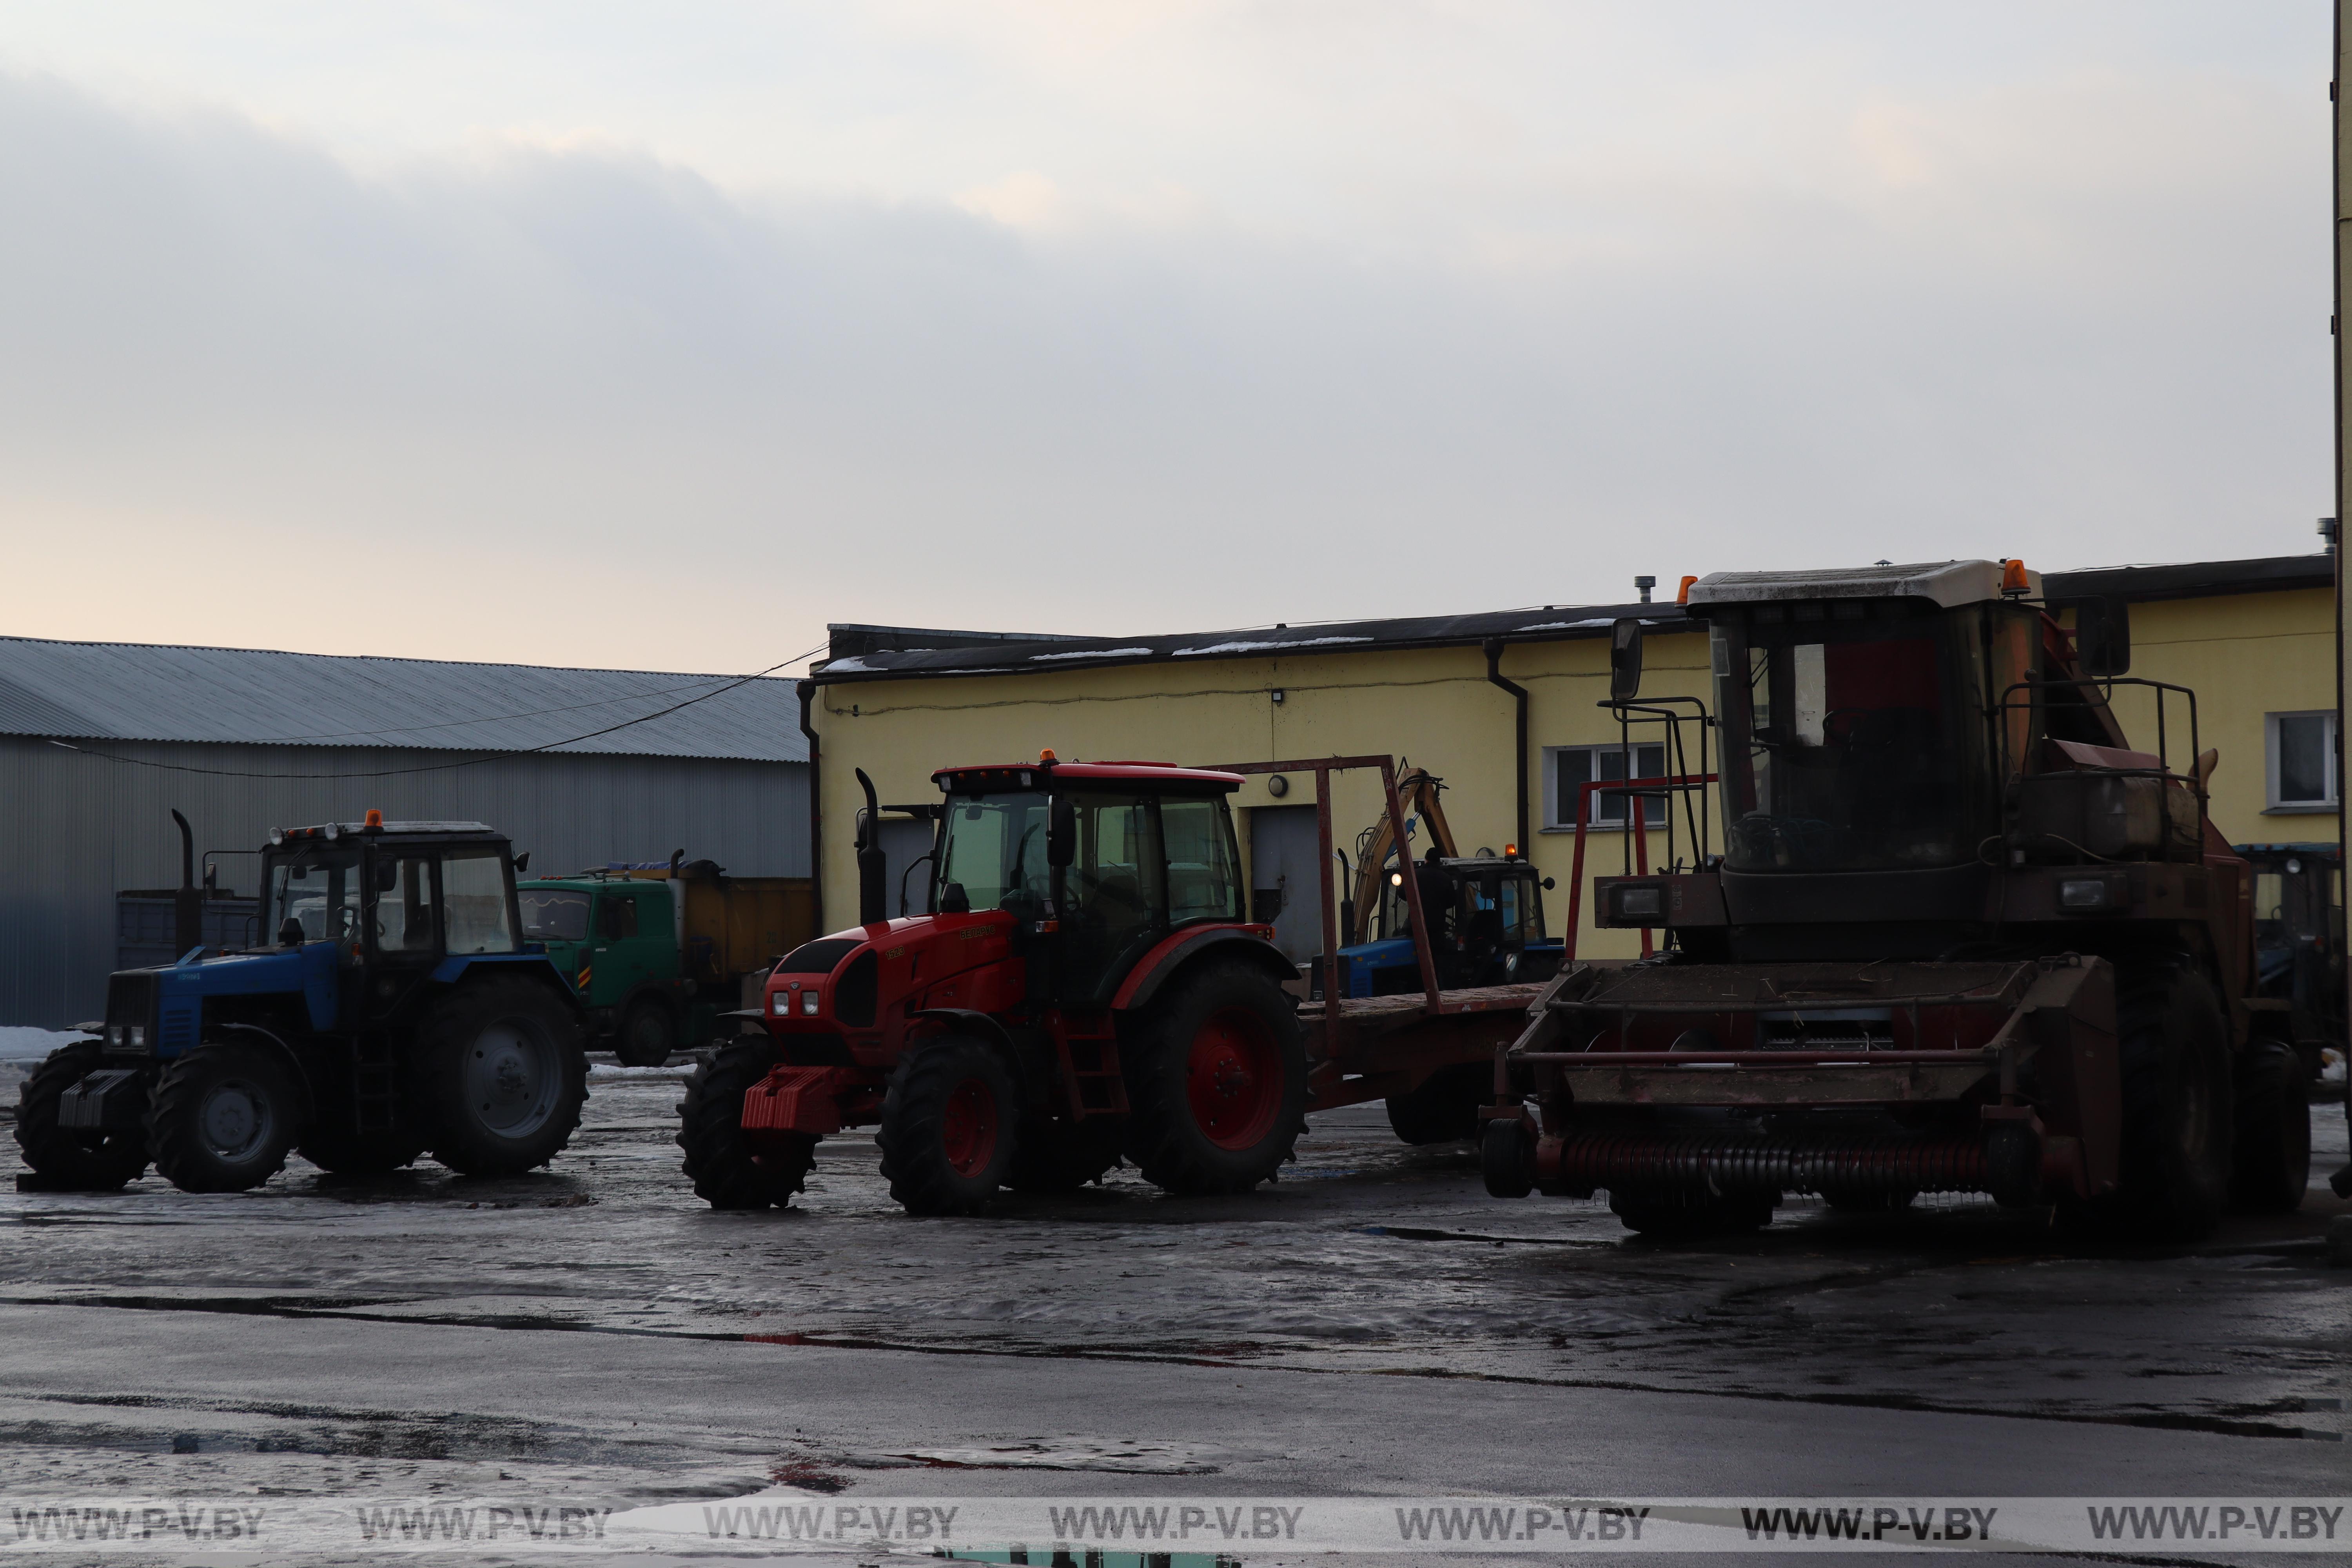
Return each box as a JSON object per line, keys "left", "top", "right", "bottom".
{"left": 0, "top": 3, "right": 2332, "bottom": 675}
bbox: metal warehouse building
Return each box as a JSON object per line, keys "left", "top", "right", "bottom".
{"left": 0, "top": 637, "right": 809, "bottom": 1027}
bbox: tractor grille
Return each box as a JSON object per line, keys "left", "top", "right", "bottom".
{"left": 102, "top": 973, "right": 158, "bottom": 1054}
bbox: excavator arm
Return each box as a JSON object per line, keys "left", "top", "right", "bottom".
{"left": 1346, "top": 767, "right": 1457, "bottom": 946}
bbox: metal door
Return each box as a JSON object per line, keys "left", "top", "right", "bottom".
{"left": 1249, "top": 805, "right": 1322, "bottom": 963}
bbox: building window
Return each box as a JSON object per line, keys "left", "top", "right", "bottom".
{"left": 1544, "top": 742, "right": 1666, "bottom": 830}
{"left": 2266, "top": 711, "right": 2337, "bottom": 812}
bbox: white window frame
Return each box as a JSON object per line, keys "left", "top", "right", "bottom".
{"left": 2264, "top": 710, "right": 2338, "bottom": 813}
{"left": 1542, "top": 742, "right": 1668, "bottom": 833}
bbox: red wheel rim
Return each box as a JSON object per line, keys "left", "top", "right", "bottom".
{"left": 940, "top": 1076, "right": 999, "bottom": 1177}
{"left": 1186, "top": 1006, "right": 1281, "bottom": 1151}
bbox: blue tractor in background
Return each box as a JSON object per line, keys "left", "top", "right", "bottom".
{"left": 15, "top": 815, "right": 589, "bottom": 1193}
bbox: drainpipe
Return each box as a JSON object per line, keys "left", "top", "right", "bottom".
{"left": 797, "top": 679, "right": 822, "bottom": 927}
{"left": 1482, "top": 639, "right": 1530, "bottom": 855}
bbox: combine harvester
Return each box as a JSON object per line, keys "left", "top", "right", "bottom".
{"left": 1481, "top": 559, "right": 2314, "bottom": 1239}
{"left": 677, "top": 754, "right": 1541, "bottom": 1215}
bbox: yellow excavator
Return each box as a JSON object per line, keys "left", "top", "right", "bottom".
{"left": 1344, "top": 766, "right": 1457, "bottom": 945}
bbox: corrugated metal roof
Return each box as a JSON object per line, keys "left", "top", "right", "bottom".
{"left": 0, "top": 637, "right": 806, "bottom": 763}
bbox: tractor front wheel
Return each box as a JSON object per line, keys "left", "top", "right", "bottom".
{"left": 878, "top": 1036, "right": 1016, "bottom": 1216}
{"left": 2230, "top": 1038, "right": 2311, "bottom": 1213}
{"left": 1125, "top": 962, "right": 1306, "bottom": 1196}
{"left": 147, "top": 1040, "right": 301, "bottom": 1193}
{"left": 14, "top": 1040, "right": 149, "bottom": 1191}
{"left": 2062, "top": 964, "right": 2232, "bottom": 1242}
{"left": 421, "top": 980, "right": 588, "bottom": 1176}
{"left": 676, "top": 1039, "right": 817, "bottom": 1210}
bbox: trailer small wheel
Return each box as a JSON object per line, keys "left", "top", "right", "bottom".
{"left": 613, "top": 999, "right": 675, "bottom": 1068}
{"left": 1387, "top": 1063, "right": 1487, "bottom": 1146}
{"left": 1481, "top": 1115, "right": 1534, "bottom": 1198}
{"left": 2229, "top": 1039, "right": 2311, "bottom": 1214}
{"left": 1124, "top": 961, "right": 1306, "bottom": 1196}
{"left": 878, "top": 1036, "right": 1017, "bottom": 1216}
{"left": 1005, "top": 1116, "right": 1124, "bottom": 1194}
{"left": 675, "top": 1038, "right": 815, "bottom": 1210}
{"left": 421, "top": 979, "right": 588, "bottom": 1176}
{"left": 146, "top": 1040, "right": 300, "bottom": 1193}
{"left": 13, "top": 1040, "right": 149, "bottom": 1191}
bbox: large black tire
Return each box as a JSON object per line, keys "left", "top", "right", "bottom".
{"left": 420, "top": 979, "right": 588, "bottom": 1176}
{"left": 1004, "top": 1116, "right": 1124, "bottom": 1194}
{"left": 675, "top": 1038, "right": 817, "bottom": 1210}
{"left": 2064, "top": 964, "right": 2233, "bottom": 1242}
{"left": 877, "top": 1036, "right": 1017, "bottom": 1216}
{"left": 147, "top": 1040, "right": 301, "bottom": 1194}
{"left": 613, "top": 998, "right": 675, "bottom": 1068}
{"left": 13, "top": 1040, "right": 149, "bottom": 1191}
{"left": 296, "top": 1127, "right": 428, "bottom": 1176}
{"left": 1123, "top": 961, "right": 1307, "bottom": 1196}
{"left": 1385, "top": 1063, "right": 1486, "bottom": 1146}
{"left": 2230, "top": 1038, "right": 2311, "bottom": 1214}
{"left": 1610, "top": 1186, "right": 1775, "bottom": 1238}
{"left": 1481, "top": 1115, "right": 1534, "bottom": 1198}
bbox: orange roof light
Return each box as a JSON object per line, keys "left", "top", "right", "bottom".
{"left": 2001, "top": 558, "right": 2030, "bottom": 594}
{"left": 1039, "top": 748, "right": 1058, "bottom": 762}
{"left": 363, "top": 809, "right": 383, "bottom": 829}
{"left": 1504, "top": 843, "right": 1519, "bottom": 858}
{"left": 1677, "top": 575, "right": 1698, "bottom": 605}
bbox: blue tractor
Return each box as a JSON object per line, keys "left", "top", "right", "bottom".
{"left": 14, "top": 816, "right": 589, "bottom": 1193}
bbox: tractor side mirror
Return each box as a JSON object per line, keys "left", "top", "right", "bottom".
{"left": 513, "top": 852, "right": 529, "bottom": 875}
{"left": 277, "top": 918, "right": 304, "bottom": 947}
{"left": 375, "top": 861, "right": 399, "bottom": 893}
{"left": 1609, "top": 619, "right": 1644, "bottom": 702}
{"left": 1541, "top": 877, "right": 1556, "bottom": 891}
{"left": 1047, "top": 796, "right": 1077, "bottom": 868}
{"left": 2075, "top": 596, "right": 2131, "bottom": 677}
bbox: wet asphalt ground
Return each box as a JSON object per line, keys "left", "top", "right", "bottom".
{"left": 1, "top": 1055, "right": 2347, "bottom": 1566}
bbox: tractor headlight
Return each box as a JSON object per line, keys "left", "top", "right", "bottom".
{"left": 771, "top": 991, "right": 790, "bottom": 1016}
{"left": 107, "top": 1025, "right": 125, "bottom": 1047}
{"left": 323, "top": 822, "right": 342, "bottom": 841}
{"left": 2058, "top": 877, "right": 2112, "bottom": 911}
{"left": 127, "top": 1026, "right": 145, "bottom": 1049}
{"left": 801, "top": 991, "right": 820, "bottom": 1016}
{"left": 1614, "top": 884, "right": 1665, "bottom": 920}
{"left": 269, "top": 828, "right": 287, "bottom": 846}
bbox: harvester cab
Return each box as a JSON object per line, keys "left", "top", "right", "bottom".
{"left": 16, "top": 815, "right": 589, "bottom": 1195}
{"left": 677, "top": 755, "right": 1309, "bottom": 1216}
{"left": 1486, "top": 559, "right": 2313, "bottom": 1240}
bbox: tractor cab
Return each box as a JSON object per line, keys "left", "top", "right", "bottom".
{"left": 259, "top": 817, "right": 524, "bottom": 971}
{"left": 927, "top": 758, "right": 1251, "bottom": 1004}
{"left": 2235, "top": 842, "right": 2345, "bottom": 1085}
{"left": 1332, "top": 855, "right": 1562, "bottom": 997}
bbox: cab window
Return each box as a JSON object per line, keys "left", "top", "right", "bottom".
{"left": 442, "top": 851, "right": 517, "bottom": 955}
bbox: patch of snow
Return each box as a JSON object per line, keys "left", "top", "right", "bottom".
{"left": 816, "top": 656, "right": 875, "bottom": 673}
{"left": 1172, "top": 635, "right": 1373, "bottom": 657}
{"left": 1513, "top": 618, "right": 1615, "bottom": 632}
{"left": 0, "top": 1026, "right": 82, "bottom": 1062}
{"left": 1030, "top": 647, "right": 1154, "bottom": 662}
{"left": 588, "top": 1063, "right": 696, "bottom": 1082}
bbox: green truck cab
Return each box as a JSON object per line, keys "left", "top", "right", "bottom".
{"left": 519, "top": 861, "right": 814, "bottom": 1065}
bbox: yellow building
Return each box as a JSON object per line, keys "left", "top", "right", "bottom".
{"left": 800, "top": 553, "right": 2338, "bottom": 958}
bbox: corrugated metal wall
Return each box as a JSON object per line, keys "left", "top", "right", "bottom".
{"left": 0, "top": 737, "right": 808, "bottom": 1027}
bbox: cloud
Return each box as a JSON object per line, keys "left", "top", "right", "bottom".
{"left": 0, "top": 22, "right": 2332, "bottom": 675}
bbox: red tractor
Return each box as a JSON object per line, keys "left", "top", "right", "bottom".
{"left": 676, "top": 756, "right": 1310, "bottom": 1214}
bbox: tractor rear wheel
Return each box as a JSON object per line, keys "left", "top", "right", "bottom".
{"left": 613, "top": 999, "right": 675, "bottom": 1067}
{"left": 1124, "top": 962, "right": 1306, "bottom": 1196}
{"left": 1385, "top": 1063, "right": 1486, "bottom": 1146}
{"left": 1005, "top": 1116, "right": 1124, "bottom": 1194}
{"left": 2229, "top": 1038, "right": 2311, "bottom": 1213}
{"left": 147, "top": 1040, "right": 300, "bottom": 1193}
{"left": 14, "top": 1040, "right": 149, "bottom": 1191}
{"left": 420, "top": 979, "right": 588, "bottom": 1176}
{"left": 2062, "top": 964, "right": 2233, "bottom": 1242}
{"left": 676, "top": 1039, "right": 816, "bottom": 1209}
{"left": 878, "top": 1036, "right": 1017, "bottom": 1216}
{"left": 1609, "top": 1187, "right": 1775, "bottom": 1238}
